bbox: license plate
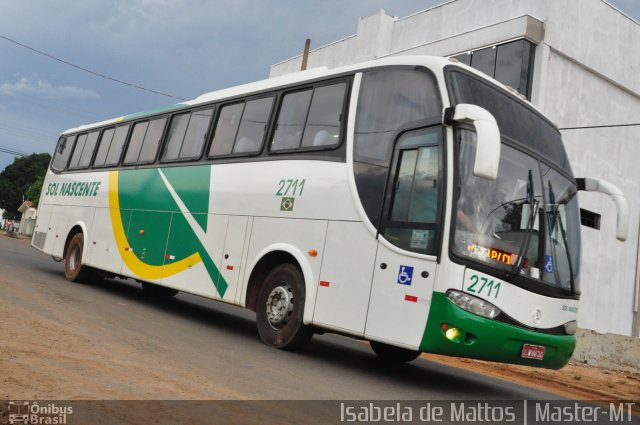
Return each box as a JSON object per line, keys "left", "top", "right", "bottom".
{"left": 521, "top": 344, "right": 545, "bottom": 360}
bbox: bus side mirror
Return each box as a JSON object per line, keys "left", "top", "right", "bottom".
{"left": 577, "top": 177, "right": 629, "bottom": 241}
{"left": 444, "top": 104, "right": 500, "bottom": 180}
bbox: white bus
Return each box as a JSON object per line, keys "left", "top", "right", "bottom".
{"left": 32, "top": 56, "right": 629, "bottom": 368}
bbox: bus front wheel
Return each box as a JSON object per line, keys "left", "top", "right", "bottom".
{"left": 370, "top": 340, "right": 421, "bottom": 363}
{"left": 64, "top": 233, "right": 96, "bottom": 283}
{"left": 256, "top": 263, "right": 313, "bottom": 350}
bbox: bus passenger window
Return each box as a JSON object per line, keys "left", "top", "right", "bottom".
{"left": 209, "top": 103, "right": 244, "bottom": 156}
{"left": 51, "top": 136, "right": 77, "bottom": 171}
{"left": 301, "top": 82, "right": 345, "bottom": 148}
{"left": 104, "top": 125, "right": 130, "bottom": 166}
{"left": 77, "top": 131, "right": 99, "bottom": 169}
{"left": 94, "top": 128, "right": 115, "bottom": 167}
{"left": 164, "top": 113, "right": 190, "bottom": 161}
{"left": 164, "top": 108, "right": 213, "bottom": 161}
{"left": 68, "top": 133, "right": 88, "bottom": 169}
{"left": 124, "top": 117, "right": 166, "bottom": 164}
{"left": 124, "top": 122, "right": 148, "bottom": 164}
{"left": 139, "top": 118, "right": 166, "bottom": 162}
{"left": 353, "top": 70, "right": 441, "bottom": 230}
{"left": 355, "top": 71, "right": 440, "bottom": 165}
{"left": 271, "top": 89, "right": 312, "bottom": 151}
{"left": 271, "top": 82, "right": 345, "bottom": 152}
{"left": 233, "top": 97, "right": 273, "bottom": 154}
{"left": 181, "top": 108, "right": 213, "bottom": 159}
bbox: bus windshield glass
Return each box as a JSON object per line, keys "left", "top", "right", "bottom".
{"left": 452, "top": 130, "right": 581, "bottom": 292}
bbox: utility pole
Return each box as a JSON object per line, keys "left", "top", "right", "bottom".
{"left": 300, "top": 38, "right": 311, "bottom": 71}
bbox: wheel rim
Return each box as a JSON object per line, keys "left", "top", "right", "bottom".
{"left": 69, "top": 245, "right": 80, "bottom": 272}
{"left": 265, "top": 284, "right": 294, "bottom": 329}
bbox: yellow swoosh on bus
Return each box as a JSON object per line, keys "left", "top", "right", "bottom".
{"left": 108, "top": 171, "right": 201, "bottom": 280}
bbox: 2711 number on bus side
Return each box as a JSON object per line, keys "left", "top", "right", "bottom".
{"left": 276, "top": 178, "right": 306, "bottom": 197}
{"left": 466, "top": 274, "right": 501, "bottom": 299}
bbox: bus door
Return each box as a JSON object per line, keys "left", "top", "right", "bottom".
{"left": 220, "top": 215, "right": 249, "bottom": 303}
{"left": 365, "top": 127, "right": 443, "bottom": 348}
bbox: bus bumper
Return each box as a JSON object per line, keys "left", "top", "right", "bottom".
{"left": 419, "top": 292, "right": 576, "bottom": 369}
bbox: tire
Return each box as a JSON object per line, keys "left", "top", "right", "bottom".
{"left": 370, "top": 340, "right": 421, "bottom": 363}
{"left": 64, "top": 233, "right": 95, "bottom": 283}
{"left": 256, "top": 263, "right": 313, "bottom": 350}
{"left": 141, "top": 282, "right": 179, "bottom": 298}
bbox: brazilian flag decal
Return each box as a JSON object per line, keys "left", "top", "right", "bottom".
{"left": 108, "top": 166, "right": 228, "bottom": 297}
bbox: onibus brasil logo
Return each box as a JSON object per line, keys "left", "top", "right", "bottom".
{"left": 3, "top": 401, "right": 73, "bottom": 425}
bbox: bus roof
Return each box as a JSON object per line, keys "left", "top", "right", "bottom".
{"left": 61, "top": 55, "right": 540, "bottom": 136}
{"left": 60, "top": 56, "right": 454, "bottom": 136}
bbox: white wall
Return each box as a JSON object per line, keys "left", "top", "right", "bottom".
{"left": 540, "top": 50, "right": 640, "bottom": 334}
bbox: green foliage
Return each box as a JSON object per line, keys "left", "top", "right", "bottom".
{"left": 0, "top": 153, "right": 51, "bottom": 219}
{"left": 26, "top": 175, "right": 45, "bottom": 208}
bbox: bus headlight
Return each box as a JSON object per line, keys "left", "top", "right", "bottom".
{"left": 446, "top": 290, "right": 501, "bottom": 319}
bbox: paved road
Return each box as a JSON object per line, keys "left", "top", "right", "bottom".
{"left": 0, "top": 234, "right": 565, "bottom": 422}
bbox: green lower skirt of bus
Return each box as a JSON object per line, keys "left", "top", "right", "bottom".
{"left": 419, "top": 292, "right": 576, "bottom": 369}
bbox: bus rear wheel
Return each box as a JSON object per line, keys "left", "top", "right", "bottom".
{"left": 64, "top": 233, "right": 96, "bottom": 283}
{"left": 370, "top": 341, "right": 421, "bottom": 363}
{"left": 256, "top": 263, "right": 313, "bottom": 350}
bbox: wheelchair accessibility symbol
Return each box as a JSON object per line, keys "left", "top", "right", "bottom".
{"left": 544, "top": 255, "right": 553, "bottom": 274}
{"left": 397, "top": 265, "right": 414, "bottom": 286}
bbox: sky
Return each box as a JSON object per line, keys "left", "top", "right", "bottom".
{"left": 0, "top": 0, "right": 639, "bottom": 172}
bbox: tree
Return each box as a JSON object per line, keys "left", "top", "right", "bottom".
{"left": 0, "top": 153, "right": 51, "bottom": 219}
{"left": 26, "top": 175, "right": 45, "bottom": 208}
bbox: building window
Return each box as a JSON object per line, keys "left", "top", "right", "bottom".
{"left": 580, "top": 208, "right": 601, "bottom": 230}
{"left": 452, "top": 39, "right": 535, "bottom": 98}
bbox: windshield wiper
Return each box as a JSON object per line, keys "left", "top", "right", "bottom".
{"left": 512, "top": 170, "right": 538, "bottom": 276}
{"left": 547, "top": 181, "right": 575, "bottom": 290}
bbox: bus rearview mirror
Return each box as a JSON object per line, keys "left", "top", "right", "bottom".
{"left": 444, "top": 104, "right": 501, "bottom": 181}
{"left": 577, "top": 177, "right": 629, "bottom": 241}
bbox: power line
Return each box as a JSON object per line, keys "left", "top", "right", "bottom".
{"left": 0, "top": 34, "right": 188, "bottom": 101}
{"left": 0, "top": 145, "right": 29, "bottom": 157}
{"left": 559, "top": 123, "right": 640, "bottom": 130}
{"left": 8, "top": 90, "right": 104, "bottom": 122}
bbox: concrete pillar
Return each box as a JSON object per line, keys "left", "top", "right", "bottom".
{"left": 354, "top": 10, "right": 397, "bottom": 62}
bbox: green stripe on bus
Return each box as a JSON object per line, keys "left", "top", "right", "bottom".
{"left": 123, "top": 103, "right": 188, "bottom": 121}
{"left": 118, "top": 167, "right": 227, "bottom": 296}
{"left": 162, "top": 165, "right": 210, "bottom": 231}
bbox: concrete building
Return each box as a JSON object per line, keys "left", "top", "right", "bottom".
{"left": 17, "top": 201, "right": 37, "bottom": 237}
{"left": 271, "top": 0, "right": 640, "bottom": 337}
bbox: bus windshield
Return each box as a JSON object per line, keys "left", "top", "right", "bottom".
{"left": 452, "top": 129, "right": 581, "bottom": 292}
